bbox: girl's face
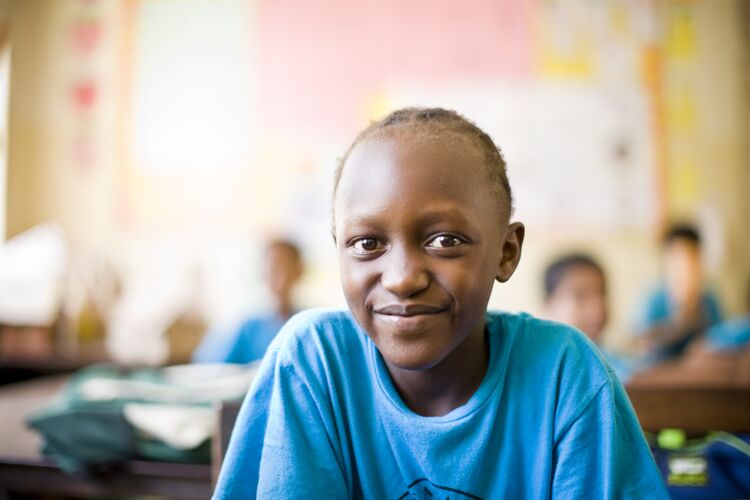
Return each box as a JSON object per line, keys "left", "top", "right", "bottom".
{"left": 546, "top": 266, "right": 608, "bottom": 343}
{"left": 333, "top": 134, "right": 523, "bottom": 371}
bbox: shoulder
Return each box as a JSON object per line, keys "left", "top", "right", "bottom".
{"left": 264, "top": 308, "right": 368, "bottom": 380}
{"left": 270, "top": 308, "right": 362, "bottom": 350}
{"left": 488, "top": 311, "right": 616, "bottom": 425}
{"left": 237, "top": 313, "right": 281, "bottom": 331}
{"left": 645, "top": 285, "right": 669, "bottom": 308}
{"left": 489, "top": 310, "right": 610, "bottom": 374}
{"left": 702, "top": 288, "right": 723, "bottom": 314}
{"left": 633, "top": 285, "right": 669, "bottom": 329}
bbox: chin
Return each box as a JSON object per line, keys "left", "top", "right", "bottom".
{"left": 377, "top": 341, "right": 447, "bottom": 371}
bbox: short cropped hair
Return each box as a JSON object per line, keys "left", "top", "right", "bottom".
{"left": 663, "top": 223, "right": 701, "bottom": 247}
{"left": 333, "top": 107, "right": 513, "bottom": 215}
{"left": 544, "top": 254, "right": 605, "bottom": 300}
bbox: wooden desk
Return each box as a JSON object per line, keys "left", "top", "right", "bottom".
{"left": 212, "top": 400, "right": 242, "bottom": 484}
{"left": 0, "top": 338, "right": 111, "bottom": 386}
{"left": 0, "top": 342, "right": 110, "bottom": 372}
{"left": 626, "top": 385, "right": 750, "bottom": 434}
{"left": 0, "top": 375, "right": 213, "bottom": 499}
{"left": 625, "top": 352, "right": 750, "bottom": 434}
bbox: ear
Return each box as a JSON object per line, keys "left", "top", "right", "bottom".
{"left": 496, "top": 222, "right": 525, "bottom": 283}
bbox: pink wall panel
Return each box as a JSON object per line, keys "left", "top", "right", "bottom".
{"left": 256, "top": 0, "right": 532, "bottom": 136}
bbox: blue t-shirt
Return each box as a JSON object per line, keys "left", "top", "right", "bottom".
{"left": 192, "top": 314, "right": 289, "bottom": 364}
{"left": 636, "top": 286, "right": 723, "bottom": 357}
{"left": 214, "top": 309, "right": 667, "bottom": 499}
{"left": 598, "top": 348, "right": 651, "bottom": 385}
{"left": 706, "top": 313, "right": 750, "bottom": 352}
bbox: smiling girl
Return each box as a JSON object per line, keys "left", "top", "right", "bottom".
{"left": 213, "top": 108, "right": 667, "bottom": 499}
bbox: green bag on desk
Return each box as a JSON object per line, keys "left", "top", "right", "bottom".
{"left": 26, "top": 363, "right": 256, "bottom": 473}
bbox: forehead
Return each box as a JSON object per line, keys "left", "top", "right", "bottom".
{"left": 265, "top": 244, "right": 299, "bottom": 262}
{"left": 334, "top": 134, "right": 505, "bottom": 230}
{"left": 664, "top": 240, "right": 701, "bottom": 266}
{"left": 666, "top": 238, "right": 699, "bottom": 253}
{"left": 559, "top": 265, "right": 605, "bottom": 287}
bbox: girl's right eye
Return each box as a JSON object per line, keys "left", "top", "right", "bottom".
{"left": 351, "top": 237, "right": 384, "bottom": 255}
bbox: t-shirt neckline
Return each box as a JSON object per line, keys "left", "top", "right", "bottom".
{"left": 366, "top": 312, "right": 504, "bottom": 423}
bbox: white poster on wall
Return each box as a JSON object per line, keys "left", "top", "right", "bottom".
{"left": 389, "top": 82, "right": 658, "bottom": 230}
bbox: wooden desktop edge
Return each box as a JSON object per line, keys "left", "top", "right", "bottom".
{"left": 624, "top": 385, "right": 750, "bottom": 434}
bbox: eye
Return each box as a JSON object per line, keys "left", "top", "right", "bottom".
{"left": 426, "top": 234, "right": 464, "bottom": 249}
{"left": 350, "top": 237, "right": 384, "bottom": 255}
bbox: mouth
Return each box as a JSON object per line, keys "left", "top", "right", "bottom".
{"left": 373, "top": 304, "right": 448, "bottom": 317}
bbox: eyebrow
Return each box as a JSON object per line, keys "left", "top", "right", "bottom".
{"left": 415, "top": 209, "right": 473, "bottom": 226}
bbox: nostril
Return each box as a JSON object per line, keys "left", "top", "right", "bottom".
{"left": 381, "top": 267, "right": 430, "bottom": 298}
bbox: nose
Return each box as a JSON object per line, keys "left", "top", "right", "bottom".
{"left": 380, "top": 246, "right": 430, "bottom": 298}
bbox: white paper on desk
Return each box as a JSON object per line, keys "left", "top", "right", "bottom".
{"left": 77, "top": 363, "right": 258, "bottom": 403}
{"left": 123, "top": 403, "right": 215, "bottom": 449}
{"left": 0, "top": 223, "right": 67, "bottom": 326}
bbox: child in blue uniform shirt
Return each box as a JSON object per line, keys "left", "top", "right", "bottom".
{"left": 193, "top": 240, "right": 303, "bottom": 364}
{"left": 635, "top": 224, "right": 723, "bottom": 360}
{"left": 214, "top": 108, "right": 667, "bottom": 498}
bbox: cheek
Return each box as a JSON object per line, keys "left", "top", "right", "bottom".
{"left": 437, "top": 258, "right": 496, "bottom": 312}
{"left": 338, "top": 258, "right": 375, "bottom": 308}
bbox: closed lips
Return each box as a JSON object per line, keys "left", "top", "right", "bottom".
{"left": 374, "top": 304, "right": 447, "bottom": 316}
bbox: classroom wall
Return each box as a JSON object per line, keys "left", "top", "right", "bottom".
{"left": 495, "top": 0, "right": 750, "bottom": 346}
{"left": 659, "top": 0, "right": 748, "bottom": 316}
{"left": 4, "top": 0, "right": 749, "bottom": 348}
{"left": 6, "top": 0, "right": 122, "bottom": 253}
{"left": 743, "top": 1, "right": 750, "bottom": 310}
{"left": 0, "top": 1, "right": 9, "bottom": 242}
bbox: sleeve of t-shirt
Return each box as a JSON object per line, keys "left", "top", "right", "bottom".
{"left": 212, "top": 345, "right": 348, "bottom": 499}
{"left": 705, "top": 291, "right": 723, "bottom": 326}
{"left": 634, "top": 288, "right": 667, "bottom": 336}
{"left": 244, "top": 319, "right": 282, "bottom": 363}
{"left": 192, "top": 320, "right": 259, "bottom": 365}
{"left": 551, "top": 376, "right": 668, "bottom": 499}
{"left": 222, "top": 321, "right": 254, "bottom": 364}
{"left": 191, "top": 324, "right": 241, "bottom": 363}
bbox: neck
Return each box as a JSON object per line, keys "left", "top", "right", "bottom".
{"left": 274, "top": 296, "right": 294, "bottom": 319}
{"left": 385, "top": 324, "right": 489, "bottom": 417}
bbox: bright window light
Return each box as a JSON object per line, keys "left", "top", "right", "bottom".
{"left": 131, "top": 0, "right": 256, "bottom": 172}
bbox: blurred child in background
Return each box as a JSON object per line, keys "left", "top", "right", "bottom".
{"left": 635, "top": 224, "right": 723, "bottom": 360}
{"left": 543, "top": 253, "right": 644, "bottom": 383}
{"left": 544, "top": 254, "right": 608, "bottom": 343}
{"left": 680, "top": 276, "right": 750, "bottom": 382}
{"left": 192, "top": 239, "right": 303, "bottom": 364}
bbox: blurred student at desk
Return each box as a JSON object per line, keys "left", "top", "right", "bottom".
{"left": 635, "top": 224, "right": 723, "bottom": 360}
{"left": 671, "top": 277, "right": 750, "bottom": 384}
{"left": 192, "top": 240, "right": 303, "bottom": 364}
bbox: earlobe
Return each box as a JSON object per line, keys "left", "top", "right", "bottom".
{"left": 496, "top": 222, "right": 525, "bottom": 283}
